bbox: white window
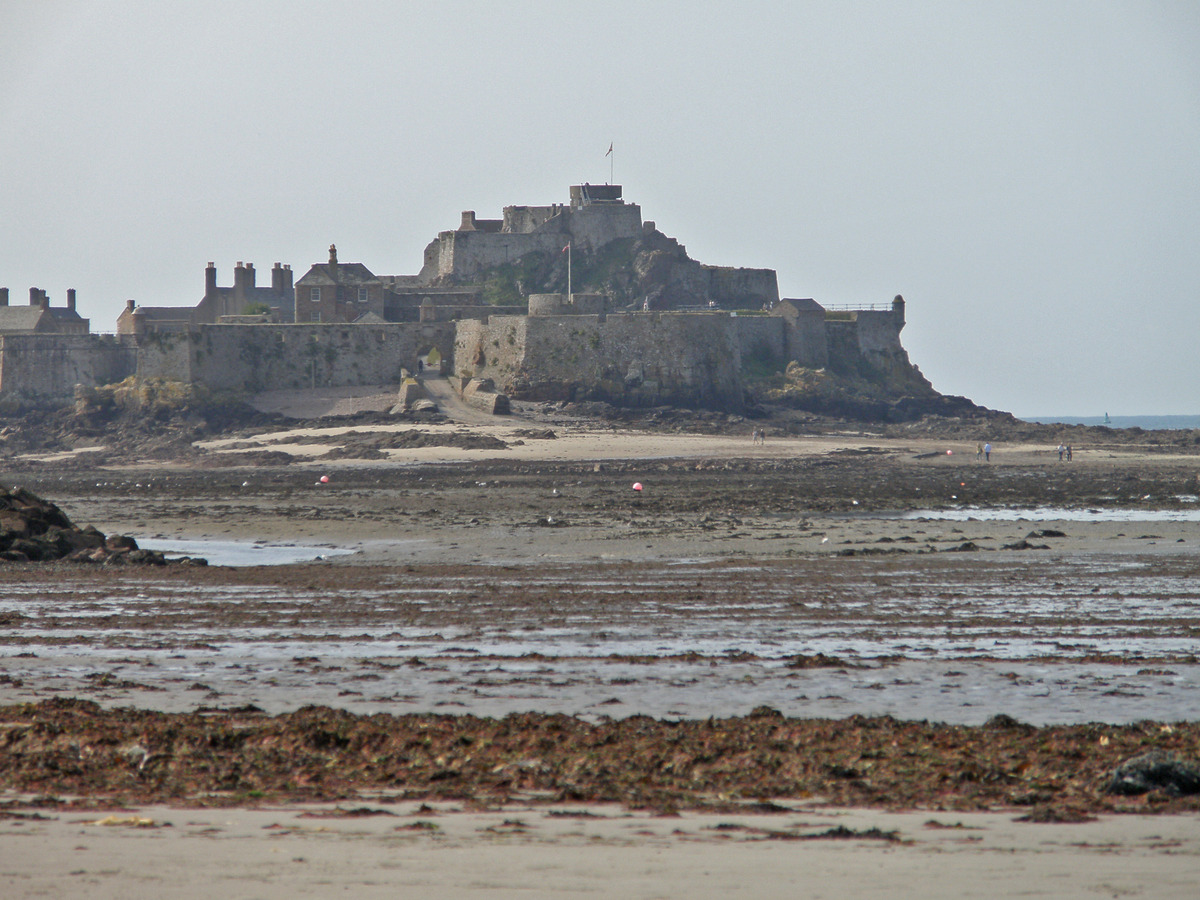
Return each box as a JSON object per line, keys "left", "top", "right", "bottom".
{"left": 358, "top": 287, "right": 369, "bottom": 303}
{"left": 310, "top": 311, "right": 321, "bottom": 322}
{"left": 310, "top": 287, "right": 321, "bottom": 303}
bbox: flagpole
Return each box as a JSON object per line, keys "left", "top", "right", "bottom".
{"left": 567, "top": 242, "right": 572, "bottom": 302}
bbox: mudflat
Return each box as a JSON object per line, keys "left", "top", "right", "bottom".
{"left": 3, "top": 408, "right": 1200, "bottom": 897}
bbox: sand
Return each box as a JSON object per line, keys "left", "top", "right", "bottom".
{"left": 4, "top": 801, "right": 1199, "bottom": 899}
{"left": 4, "top": 391, "right": 1200, "bottom": 897}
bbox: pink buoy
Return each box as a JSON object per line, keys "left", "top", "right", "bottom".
{"left": 946, "top": 450, "right": 953, "bottom": 455}
{"left": 632, "top": 482, "right": 643, "bottom": 492}
{"left": 320, "top": 475, "right": 330, "bottom": 484}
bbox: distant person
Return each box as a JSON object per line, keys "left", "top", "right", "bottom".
{"left": 984, "top": 442, "right": 992, "bottom": 462}
{"left": 1057, "top": 443, "right": 1065, "bottom": 461}
{"left": 1066, "top": 444, "right": 1073, "bottom": 462}
{"left": 417, "top": 358, "right": 424, "bottom": 374}
{"left": 976, "top": 442, "right": 983, "bottom": 460}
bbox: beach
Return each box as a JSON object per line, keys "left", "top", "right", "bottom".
{"left": 3, "top": 399, "right": 1200, "bottom": 896}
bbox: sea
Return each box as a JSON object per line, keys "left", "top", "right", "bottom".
{"left": 1023, "top": 414, "right": 1200, "bottom": 431}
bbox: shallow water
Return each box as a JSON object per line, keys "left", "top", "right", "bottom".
{"left": 3, "top": 553, "right": 1199, "bottom": 724}
{"left": 900, "top": 506, "right": 1200, "bottom": 522}
{"left": 139, "top": 538, "right": 356, "bottom": 566}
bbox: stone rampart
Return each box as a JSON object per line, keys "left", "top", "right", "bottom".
{"left": 853, "top": 309, "right": 904, "bottom": 355}
{"left": 704, "top": 265, "right": 779, "bottom": 308}
{"left": 0, "top": 334, "right": 136, "bottom": 401}
{"left": 418, "top": 201, "right": 643, "bottom": 283}
{"left": 135, "top": 323, "right": 457, "bottom": 393}
{"left": 732, "top": 314, "right": 787, "bottom": 371}
{"left": 457, "top": 312, "right": 746, "bottom": 410}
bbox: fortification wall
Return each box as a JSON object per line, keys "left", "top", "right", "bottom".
{"left": 567, "top": 203, "right": 642, "bottom": 252}
{"left": 420, "top": 231, "right": 566, "bottom": 283}
{"left": 785, "top": 310, "right": 829, "bottom": 368}
{"left": 852, "top": 309, "right": 904, "bottom": 355}
{"left": 418, "top": 203, "right": 643, "bottom": 283}
{"left": 135, "top": 323, "right": 456, "bottom": 393}
{"left": 731, "top": 315, "right": 786, "bottom": 371}
{"left": 704, "top": 265, "right": 779, "bottom": 308}
{"left": 0, "top": 334, "right": 136, "bottom": 400}
{"left": 457, "top": 312, "right": 745, "bottom": 410}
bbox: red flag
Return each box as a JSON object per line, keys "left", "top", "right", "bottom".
{"left": 562, "top": 242, "right": 571, "bottom": 252}
{"left": 605, "top": 143, "right": 613, "bottom": 156}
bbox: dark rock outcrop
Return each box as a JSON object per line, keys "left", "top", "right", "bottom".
{"left": 0, "top": 485, "right": 203, "bottom": 566}
{"left": 1105, "top": 751, "right": 1200, "bottom": 796}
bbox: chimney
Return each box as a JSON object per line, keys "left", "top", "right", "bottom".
{"left": 67, "top": 288, "right": 76, "bottom": 312}
{"left": 233, "top": 262, "right": 247, "bottom": 302}
{"left": 29, "top": 287, "right": 40, "bottom": 306}
{"left": 245, "top": 262, "right": 256, "bottom": 289}
{"left": 125, "top": 299, "right": 136, "bottom": 313}
{"left": 328, "top": 244, "right": 338, "bottom": 265}
{"left": 205, "top": 262, "right": 217, "bottom": 299}
{"left": 459, "top": 211, "right": 478, "bottom": 231}
{"left": 0, "top": 287, "right": 8, "bottom": 307}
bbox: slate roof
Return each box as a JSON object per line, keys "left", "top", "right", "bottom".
{"left": 295, "top": 262, "right": 379, "bottom": 287}
{"left": 0, "top": 307, "right": 49, "bottom": 332}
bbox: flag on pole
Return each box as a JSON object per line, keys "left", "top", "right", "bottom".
{"left": 562, "top": 242, "right": 571, "bottom": 252}
{"left": 605, "top": 142, "right": 613, "bottom": 157}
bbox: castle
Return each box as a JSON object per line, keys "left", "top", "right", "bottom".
{"left": 0, "top": 185, "right": 912, "bottom": 413}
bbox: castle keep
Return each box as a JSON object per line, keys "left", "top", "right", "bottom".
{"left": 0, "top": 185, "right": 912, "bottom": 411}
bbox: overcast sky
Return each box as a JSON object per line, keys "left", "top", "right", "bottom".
{"left": 2, "top": 1, "right": 1197, "bottom": 416}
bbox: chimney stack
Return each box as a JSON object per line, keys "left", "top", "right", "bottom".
{"left": 0, "top": 287, "right": 8, "bottom": 307}
{"left": 233, "top": 262, "right": 247, "bottom": 302}
{"left": 67, "top": 288, "right": 76, "bottom": 312}
{"left": 205, "top": 262, "right": 217, "bottom": 299}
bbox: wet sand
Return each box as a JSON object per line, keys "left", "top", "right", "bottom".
{"left": 4, "top": 801, "right": 1200, "bottom": 900}
{"left": 4, "top": 415, "right": 1200, "bottom": 896}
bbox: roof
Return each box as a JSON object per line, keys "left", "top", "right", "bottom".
{"left": 295, "top": 262, "right": 379, "bottom": 287}
{"left": 0, "top": 307, "right": 48, "bottom": 332}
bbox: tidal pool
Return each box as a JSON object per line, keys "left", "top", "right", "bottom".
{"left": 140, "top": 538, "right": 355, "bottom": 566}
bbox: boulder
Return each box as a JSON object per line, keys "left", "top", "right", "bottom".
{"left": 1106, "top": 751, "right": 1200, "bottom": 796}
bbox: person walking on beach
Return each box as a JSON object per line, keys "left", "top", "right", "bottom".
{"left": 1066, "top": 444, "right": 1073, "bottom": 462}
{"left": 976, "top": 442, "right": 983, "bottom": 460}
{"left": 1057, "top": 443, "right": 1065, "bottom": 461}
{"left": 984, "top": 442, "right": 992, "bottom": 462}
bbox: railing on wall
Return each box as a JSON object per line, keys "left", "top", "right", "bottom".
{"left": 822, "top": 303, "right": 894, "bottom": 311}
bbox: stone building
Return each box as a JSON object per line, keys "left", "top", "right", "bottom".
{"left": 116, "top": 260, "right": 294, "bottom": 333}
{"left": 293, "top": 245, "right": 385, "bottom": 323}
{"left": 0, "top": 287, "right": 90, "bottom": 335}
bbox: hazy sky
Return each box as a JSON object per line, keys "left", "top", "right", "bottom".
{"left": 2, "top": 1, "right": 1197, "bottom": 416}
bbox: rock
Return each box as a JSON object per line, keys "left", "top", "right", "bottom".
{"left": 105, "top": 534, "right": 139, "bottom": 553}
{"left": 0, "top": 484, "right": 188, "bottom": 566}
{"left": 1105, "top": 750, "right": 1200, "bottom": 796}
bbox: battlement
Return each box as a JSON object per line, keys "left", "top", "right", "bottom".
{"left": 570, "top": 184, "right": 622, "bottom": 207}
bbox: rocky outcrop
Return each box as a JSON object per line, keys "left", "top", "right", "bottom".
{"left": 0, "top": 485, "right": 204, "bottom": 566}
{"left": 1106, "top": 751, "right": 1200, "bottom": 797}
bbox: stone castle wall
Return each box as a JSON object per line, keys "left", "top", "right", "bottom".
{"left": 135, "top": 322, "right": 457, "bottom": 393}
{"left": 419, "top": 202, "right": 643, "bottom": 283}
{"left": 456, "top": 312, "right": 748, "bottom": 410}
{"left": 703, "top": 265, "right": 779, "bottom": 308}
{"left": 0, "top": 334, "right": 135, "bottom": 401}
